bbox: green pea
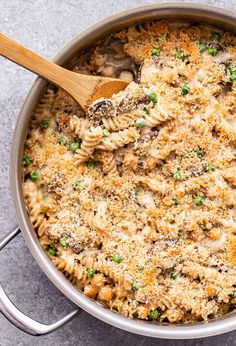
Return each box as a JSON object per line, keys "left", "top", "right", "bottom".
{"left": 199, "top": 42, "right": 207, "bottom": 53}
{"left": 74, "top": 180, "right": 82, "bottom": 190}
{"left": 151, "top": 47, "right": 160, "bottom": 57}
{"left": 135, "top": 118, "right": 146, "bottom": 128}
{"left": 227, "top": 65, "right": 236, "bottom": 84}
{"left": 195, "top": 148, "right": 205, "bottom": 159}
{"left": 133, "top": 187, "right": 140, "bottom": 195}
{"left": 173, "top": 170, "right": 182, "bottom": 181}
{"left": 204, "top": 164, "right": 215, "bottom": 172}
{"left": 148, "top": 92, "right": 158, "bottom": 105}
{"left": 172, "top": 197, "right": 180, "bottom": 206}
{"left": 131, "top": 282, "right": 139, "bottom": 291}
{"left": 86, "top": 161, "right": 97, "bottom": 168}
{"left": 86, "top": 268, "right": 96, "bottom": 278}
{"left": 47, "top": 246, "right": 56, "bottom": 256}
{"left": 23, "top": 155, "right": 33, "bottom": 166}
{"left": 40, "top": 119, "right": 49, "bottom": 129}
{"left": 59, "top": 235, "right": 69, "bottom": 247}
{"left": 176, "top": 49, "right": 186, "bottom": 61}
{"left": 112, "top": 255, "right": 123, "bottom": 264}
{"left": 30, "top": 171, "right": 39, "bottom": 182}
{"left": 143, "top": 107, "right": 150, "bottom": 115}
{"left": 194, "top": 195, "right": 204, "bottom": 206}
{"left": 149, "top": 309, "right": 160, "bottom": 320}
{"left": 70, "top": 142, "right": 80, "bottom": 152}
{"left": 230, "top": 289, "right": 236, "bottom": 298}
{"left": 170, "top": 271, "right": 179, "bottom": 280}
{"left": 208, "top": 47, "right": 218, "bottom": 56}
{"left": 102, "top": 128, "right": 110, "bottom": 138}
{"left": 58, "top": 137, "right": 67, "bottom": 146}
{"left": 211, "top": 32, "right": 221, "bottom": 41}
{"left": 181, "top": 85, "right": 190, "bottom": 95}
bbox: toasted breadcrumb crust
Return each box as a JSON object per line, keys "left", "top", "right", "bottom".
{"left": 23, "top": 21, "right": 236, "bottom": 323}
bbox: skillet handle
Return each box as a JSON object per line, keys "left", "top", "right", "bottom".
{"left": 0, "top": 227, "right": 81, "bottom": 335}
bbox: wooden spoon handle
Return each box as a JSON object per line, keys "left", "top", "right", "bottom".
{"left": 0, "top": 33, "right": 128, "bottom": 109}
{"left": 0, "top": 33, "right": 94, "bottom": 108}
{"left": 0, "top": 33, "right": 72, "bottom": 88}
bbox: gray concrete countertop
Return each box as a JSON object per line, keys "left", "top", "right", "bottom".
{"left": 1, "top": 0, "right": 236, "bottom": 345}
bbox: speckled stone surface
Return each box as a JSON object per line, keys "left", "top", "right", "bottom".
{"left": 1, "top": 0, "right": 236, "bottom": 345}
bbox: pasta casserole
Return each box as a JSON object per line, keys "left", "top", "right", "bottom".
{"left": 22, "top": 21, "right": 236, "bottom": 323}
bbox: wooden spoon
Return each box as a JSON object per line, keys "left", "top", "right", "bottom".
{"left": 0, "top": 33, "right": 129, "bottom": 110}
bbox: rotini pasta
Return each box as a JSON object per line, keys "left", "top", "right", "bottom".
{"left": 69, "top": 115, "right": 89, "bottom": 138}
{"left": 144, "top": 106, "right": 174, "bottom": 127}
{"left": 97, "top": 127, "right": 138, "bottom": 150}
{"left": 23, "top": 180, "right": 54, "bottom": 236}
{"left": 52, "top": 88, "right": 81, "bottom": 115}
{"left": 102, "top": 112, "right": 138, "bottom": 131}
{"left": 75, "top": 127, "right": 102, "bottom": 164}
{"left": 52, "top": 255, "right": 87, "bottom": 285}
{"left": 34, "top": 88, "right": 55, "bottom": 122}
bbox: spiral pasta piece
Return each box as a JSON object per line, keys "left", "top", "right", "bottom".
{"left": 102, "top": 112, "right": 137, "bottom": 131}
{"left": 75, "top": 127, "right": 102, "bottom": 164}
{"left": 79, "top": 254, "right": 126, "bottom": 284}
{"left": 23, "top": 180, "right": 48, "bottom": 236}
{"left": 52, "top": 254, "right": 87, "bottom": 284}
{"left": 108, "top": 299, "right": 150, "bottom": 319}
{"left": 52, "top": 88, "right": 80, "bottom": 114}
{"left": 97, "top": 127, "right": 138, "bottom": 150}
{"left": 69, "top": 115, "right": 88, "bottom": 138}
{"left": 144, "top": 107, "right": 175, "bottom": 127}
{"left": 34, "top": 89, "right": 55, "bottom": 121}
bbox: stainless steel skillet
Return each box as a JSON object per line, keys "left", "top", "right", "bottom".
{"left": 1, "top": 3, "right": 236, "bottom": 339}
